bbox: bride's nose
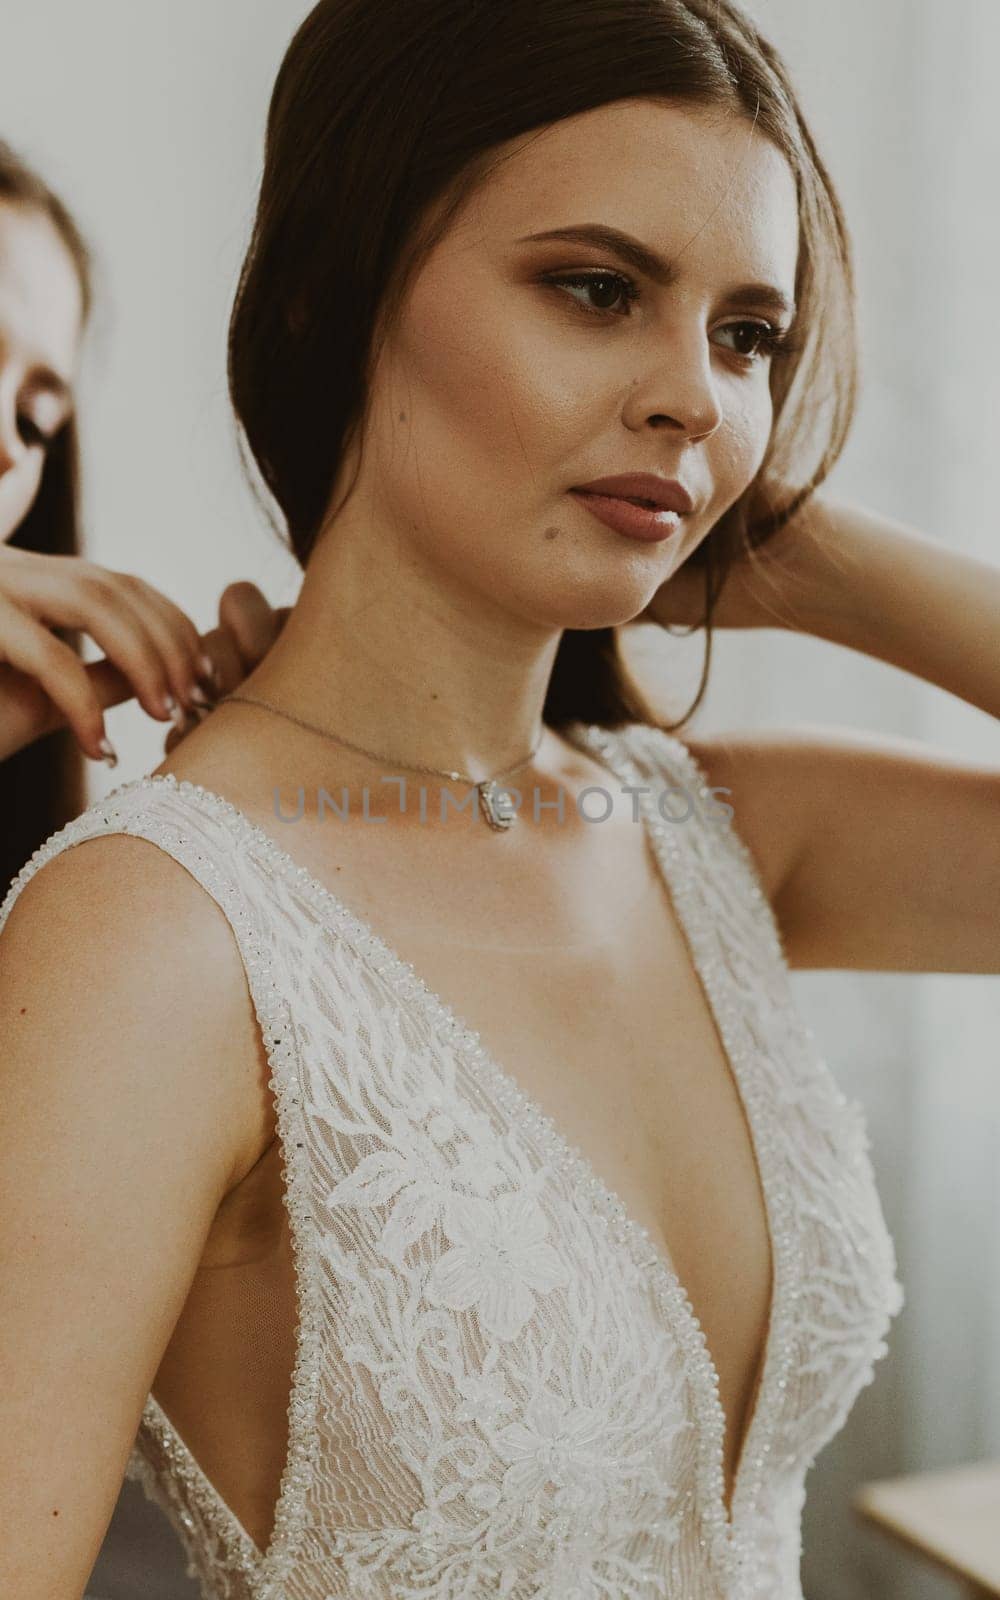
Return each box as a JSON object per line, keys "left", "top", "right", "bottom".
{"left": 620, "top": 324, "right": 725, "bottom": 442}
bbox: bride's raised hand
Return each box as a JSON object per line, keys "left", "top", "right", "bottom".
{"left": 636, "top": 493, "right": 847, "bottom": 633}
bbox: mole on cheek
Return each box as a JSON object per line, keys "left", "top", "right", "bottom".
{"left": 543, "top": 526, "right": 561, "bottom": 541}
{"left": 398, "top": 411, "right": 407, "bottom": 423}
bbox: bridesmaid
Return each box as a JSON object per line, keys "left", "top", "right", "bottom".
{"left": 0, "top": 138, "right": 287, "bottom": 899}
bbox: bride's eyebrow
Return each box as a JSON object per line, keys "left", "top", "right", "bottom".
{"left": 517, "top": 222, "right": 796, "bottom": 321}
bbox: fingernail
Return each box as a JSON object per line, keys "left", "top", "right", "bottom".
{"left": 163, "top": 695, "right": 186, "bottom": 730}
{"left": 190, "top": 684, "right": 213, "bottom": 707}
{"left": 99, "top": 737, "right": 118, "bottom": 768}
{"left": 198, "top": 653, "right": 217, "bottom": 685}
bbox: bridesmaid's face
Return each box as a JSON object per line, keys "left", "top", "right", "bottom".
{"left": 0, "top": 201, "right": 83, "bottom": 543}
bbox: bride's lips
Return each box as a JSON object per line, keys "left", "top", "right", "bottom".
{"left": 568, "top": 489, "right": 684, "bottom": 543}
{"left": 568, "top": 472, "right": 695, "bottom": 544}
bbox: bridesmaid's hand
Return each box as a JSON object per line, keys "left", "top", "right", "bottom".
{"left": 163, "top": 585, "right": 292, "bottom": 753}
{"left": 0, "top": 543, "right": 288, "bottom": 764}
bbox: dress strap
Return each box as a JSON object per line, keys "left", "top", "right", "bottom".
{"left": 605, "top": 719, "right": 790, "bottom": 970}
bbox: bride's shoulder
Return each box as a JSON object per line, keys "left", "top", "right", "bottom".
{"left": 148, "top": 709, "right": 283, "bottom": 826}
{"left": 0, "top": 800, "right": 248, "bottom": 1042}
{"left": 0, "top": 815, "right": 271, "bottom": 1193}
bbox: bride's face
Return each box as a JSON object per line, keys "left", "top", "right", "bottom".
{"left": 345, "top": 98, "right": 800, "bottom": 630}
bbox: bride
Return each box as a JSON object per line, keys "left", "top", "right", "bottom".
{"left": 2, "top": 1, "right": 997, "bottom": 1597}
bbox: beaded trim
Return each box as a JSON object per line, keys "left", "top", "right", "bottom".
{"left": 76, "top": 719, "right": 807, "bottom": 1598}
{"left": 584, "top": 722, "right": 805, "bottom": 1596}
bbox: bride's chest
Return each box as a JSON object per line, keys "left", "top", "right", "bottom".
{"left": 231, "top": 812, "right": 775, "bottom": 1479}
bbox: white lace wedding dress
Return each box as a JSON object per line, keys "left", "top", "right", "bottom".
{"left": 0, "top": 719, "right": 904, "bottom": 1600}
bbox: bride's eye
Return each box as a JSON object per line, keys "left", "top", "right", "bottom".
{"left": 713, "top": 319, "right": 796, "bottom": 365}
{"left": 541, "top": 269, "right": 641, "bottom": 317}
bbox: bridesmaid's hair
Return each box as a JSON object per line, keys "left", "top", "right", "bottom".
{"left": 0, "top": 140, "right": 92, "bottom": 902}
{"left": 229, "top": 0, "right": 857, "bottom": 732}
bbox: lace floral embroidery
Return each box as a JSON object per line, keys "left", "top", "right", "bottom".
{"left": 0, "top": 719, "right": 904, "bottom": 1600}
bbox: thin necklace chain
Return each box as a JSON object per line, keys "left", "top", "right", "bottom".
{"left": 220, "top": 693, "right": 544, "bottom": 785}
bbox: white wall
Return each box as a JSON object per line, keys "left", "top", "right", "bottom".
{"left": 2, "top": 1, "right": 310, "bottom": 791}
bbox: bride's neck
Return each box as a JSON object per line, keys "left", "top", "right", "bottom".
{"left": 238, "top": 544, "right": 561, "bottom": 782}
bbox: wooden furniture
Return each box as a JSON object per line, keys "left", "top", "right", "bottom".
{"left": 853, "top": 1459, "right": 1000, "bottom": 1598}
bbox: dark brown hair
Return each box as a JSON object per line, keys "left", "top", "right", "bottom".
{"left": 0, "top": 140, "right": 92, "bottom": 902}
{"left": 229, "top": 0, "right": 857, "bottom": 733}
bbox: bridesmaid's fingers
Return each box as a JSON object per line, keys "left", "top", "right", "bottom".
{"left": 0, "top": 551, "right": 209, "bottom": 726}
{"left": 217, "top": 583, "right": 288, "bottom": 672}
{"left": 193, "top": 624, "right": 246, "bottom": 700}
{"left": 161, "top": 592, "right": 295, "bottom": 755}
{"left": 0, "top": 557, "right": 292, "bottom": 760}
{"left": 186, "top": 584, "right": 289, "bottom": 702}
{"left": 0, "top": 591, "right": 118, "bottom": 764}
{"left": 120, "top": 575, "right": 216, "bottom": 707}
{"left": 93, "top": 584, "right": 291, "bottom": 714}
{"left": 162, "top": 703, "right": 209, "bottom": 755}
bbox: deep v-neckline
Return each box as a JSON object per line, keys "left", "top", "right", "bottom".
{"left": 131, "top": 720, "right": 789, "bottom": 1569}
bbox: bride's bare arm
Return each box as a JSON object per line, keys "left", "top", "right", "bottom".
{"left": 0, "top": 836, "right": 271, "bottom": 1600}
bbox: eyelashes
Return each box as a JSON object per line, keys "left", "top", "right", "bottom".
{"left": 538, "top": 267, "right": 804, "bottom": 366}
{"left": 542, "top": 268, "right": 643, "bottom": 317}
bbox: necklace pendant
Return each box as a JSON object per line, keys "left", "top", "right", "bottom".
{"left": 477, "top": 779, "right": 518, "bottom": 831}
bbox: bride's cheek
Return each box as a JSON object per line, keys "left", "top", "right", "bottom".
{"left": 716, "top": 402, "right": 773, "bottom": 499}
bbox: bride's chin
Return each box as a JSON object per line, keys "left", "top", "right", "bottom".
{"left": 517, "top": 595, "right": 657, "bottom": 634}
{"left": 511, "top": 569, "right": 670, "bottom": 633}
